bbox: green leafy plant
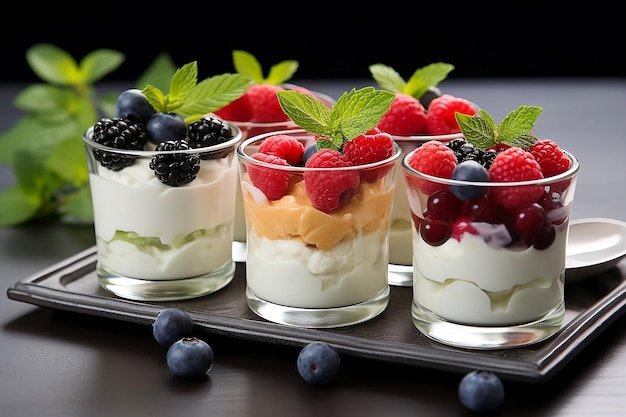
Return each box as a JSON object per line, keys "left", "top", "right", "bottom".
{"left": 230, "top": 49, "right": 298, "bottom": 85}
{"left": 0, "top": 44, "right": 177, "bottom": 227}
{"left": 369, "top": 62, "right": 454, "bottom": 99}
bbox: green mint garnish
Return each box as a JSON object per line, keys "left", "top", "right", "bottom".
{"left": 277, "top": 87, "right": 394, "bottom": 150}
{"left": 455, "top": 105, "right": 543, "bottom": 149}
{"left": 142, "top": 61, "right": 253, "bottom": 124}
{"left": 231, "top": 49, "right": 298, "bottom": 85}
{"left": 369, "top": 62, "right": 454, "bottom": 99}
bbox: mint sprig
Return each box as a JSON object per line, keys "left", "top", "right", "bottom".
{"left": 231, "top": 49, "right": 298, "bottom": 85}
{"left": 277, "top": 87, "right": 394, "bottom": 150}
{"left": 455, "top": 105, "right": 543, "bottom": 149}
{"left": 369, "top": 62, "right": 454, "bottom": 99}
{"left": 142, "top": 61, "right": 253, "bottom": 124}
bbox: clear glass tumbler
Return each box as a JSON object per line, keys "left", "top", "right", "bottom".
{"left": 237, "top": 129, "right": 402, "bottom": 328}
{"left": 402, "top": 147, "right": 580, "bottom": 349}
{"left": 83, "top": 124, "right": 242, "bottom": 301}
{"left": 388, "top": 133, "right": 463, "bottom": 286}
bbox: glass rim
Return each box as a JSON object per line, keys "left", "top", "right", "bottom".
{"left": 83, "top": 123, "right": 243, "bottom": 157}
{"left": 402, "top": 148, "right": 580, "bottom": 187}
{"left": 237, "top": 128, "right": 402, "bottom": 172}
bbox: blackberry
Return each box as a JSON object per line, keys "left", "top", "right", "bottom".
{"left": 447, "top": 139, "right": 496, "bottom": 169}
{"left": 91, "top": 117, "right": 148, "bottom": 171}
{"left": 149, "top": 140, "right": 201, "bottom": 186}
{"left": 187, "top": 117, "right": 235, "bottom": 159}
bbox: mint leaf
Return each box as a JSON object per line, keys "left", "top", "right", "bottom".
{"left": 277, "top": 87, "right": 394, "bottom": 150}
{"left": 232, "top": 50, "right": 297, "bottom": 85}
{"left": 232, "top": 50, "right": 264, "bottom": 83}
{"left": 0, "top": 186, "right": 39, "bottom": 226}
{"left": 497, "top": 105, "right": 542, "bottom": 147}
{"left": 136, "top": 53, "right": 177, "bottom": 92}
{"left": 369, "top": 64, "right": 406, "bottom": 94}
{"left": 405, "top": 62, "right": 454, "bottom": 99}
{"left": 26, "top": 43, "right": 82, "bottom": 85}
{"left": 456, "top": 106, "right": 542, "bottom": 150}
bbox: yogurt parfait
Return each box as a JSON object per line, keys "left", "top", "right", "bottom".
{"left": 402, "top": 105, "right": 579, "bottom": 349}
{"left": 237, "top": 88, "right": 401, "bottom": 328}
{"left": 84, "top": 62, "right": 251, "bottom": 301}
{"left": 214, "top": 50, "right": 334, "bottom": 255}
{"left": 370, "top": 62, "right": 478, "bottom": 286}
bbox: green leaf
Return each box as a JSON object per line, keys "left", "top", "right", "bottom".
{"left": 46, "top": 135, "right": 89, "bottom": 185}
{"left": 265, "top": 60, "right": 299, "bottom": 85}
{"left": 80, "top": 49, "right": 125, "bottom": 83}
{"left": 369, "top": 63, "right": 406, "bottom": 94}
{"left": 167, "top": 61, "right": 198, "bottom": 109}
{"left": 456, "top": 110, "right": 497, "bottom": 149}
{"left": 142, "top": 85, "right": 168, "bottom": 112}
{"left": 0, "top": 186, "right": 39, "bottom": 226}
{"left": 405, "top": 62, "right": 454, "bottom": 98}
{"left": 232, "top": 50, "right": 264, "bottom": 83}
{"left": 276, "top": 90, "right": 333, "bottom": 136}
{"left": 13, "top": 84, "right": 75, "bottom": 113}
{"left": 277, "top": 87, "right": 394, "bottom": 150}
{"left": 177, "top": 74, "right": 254, "bottom": 123}
{"left": 497, "top": 105, "right": 542, "bottom": 147}
{"left": 26, "top": 43, "right": 82, "bottom": 85}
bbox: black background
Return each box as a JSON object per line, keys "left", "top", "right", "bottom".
{"left": 2, "top": 3, "right": 623, "bottom": 83}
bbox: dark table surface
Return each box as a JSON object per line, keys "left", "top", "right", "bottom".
{"left": 1, "top": 79, "right": 625, "bottom": 417}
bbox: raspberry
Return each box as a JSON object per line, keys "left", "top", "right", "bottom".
{"left": 246, "top": 84, "right": 290, "bottom": 122}
{"left": 529, "top": 139, "right": 571, "bottom": 177}
{"left": 426, "top": 94, "right": 477, "bottom": 135}
{"left": 304, "top": 149, "right": 360, "bottom": 213}
{"left": 342, "top": 128, "right": 396, "bottom": 182}
{"left": 377, "top": 93, "right": 428, "bottom": 135}
{"left": 488, "top": 147, "right": 544, "bottom": 209}
{"left": 406, "top": 140, "right": 458, "bottom": 194}
{"left": 258, "top": 134, "right": 305, "bottom": 165}
{"left": 248, "top": 153, "right": 291, "bottom": 200}
{"left": 213, "top": 93, "right": 253, "bottom": 122}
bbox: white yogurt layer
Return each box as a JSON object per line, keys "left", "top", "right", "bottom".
{"left": 413, "top": 224, "right": 568, "bottom": 325}
{"left": 90, "top": 156, "right": 238, "bottom": 280}
{"left": 246, "top": 231, "right": 388, "bottom": 308}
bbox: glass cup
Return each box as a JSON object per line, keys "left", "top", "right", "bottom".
{"left": 388, "top": 133, "right": 464, "bottom": 286}
{"left": 237, "top": 129, "right": 402, "bottom": 328}
{"left": 217, "top": 86, "right": 335, "bottom": 262}
{"left": 402, "top": 148, "right": 580, "bottom": 349}
{"left": 83, "top": 123, "right": 242, "bottom": 301}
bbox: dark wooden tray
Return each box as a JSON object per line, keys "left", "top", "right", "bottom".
{"left": 7, "top": 245, "right": 626, "bottom": 383}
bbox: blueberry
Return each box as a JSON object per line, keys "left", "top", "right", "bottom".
{"left": 296, "top": 341, "right": 340, "bottom": 386}
{"left": 166, "top": 337, "right": 214, "bottom": 379}
{"left": 145, "top": 112, "right": 187, "bottom": 144}
{"left": 116, "top": 89, "right": 155, "bottom": 124}
{"left": 152, "top": 308, "right": 194, "bottom": 347}
{"left": 458, "top": 370, "right": 505, "bottom": 412}
{"left": 301, "top": 143, "right": 317, "bottom": 166}
{"left": 450, "top": 160, "right": 489, "bottom": 200}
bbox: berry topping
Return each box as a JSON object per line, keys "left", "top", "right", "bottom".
{"left": 245, "top": 84, "right": 291, "bottom": 122}
{"left": 248, "top": 152, "right": 292, "bottom": 200}
{"left": 304, "top": 149, "right": 361, "bottom": 213}
{"left": 377, "top": 93, "right": 427, "bottom": 135}
{"left": 258, "top": 134, "right": 305, "bottom": 165}
{"left": 152, "top": 308, "right": 194, "bottom": 348}
{"left": 296, "top": 342, "right": 340, "bottom": 386}
{"left": 406, "top": 140, "right": 458, "bottom": 194}
{"left": 342, "top": 127, "right": 396, "bottom": 182}
{"left": 149, "top": 140, "right": 201, "bottom": 186}
{"left": 145, "top": 112, "right": 187, "bottom": 144}
{"left": 488, "top": 147, "right": 544, "bottom": 209}
{"left": 426, "top": 94, "right": 478, "bottom": 135}
{"left": 116, "top": 88, "right": 155, "bottom": 124}
{"left": 166, "top": 337, "right": 214, "bottom": 379}
{"left": 91, "top": 117, "right": 148, "bottom": 171}
{"left": 450, "top": 160, "right": 490, "bottom": 201}
{"left": 530, "top": 139, "right": 571, "bottom": 177}
{"left": 187, "top": 117, "right": 235, "bottom": 159}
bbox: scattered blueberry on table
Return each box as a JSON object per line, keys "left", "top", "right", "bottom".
{"left": 152, "top": 307, "right": 195, "bottom": 347}
{"left": 297, "top": 341, "right": 341, "bottom": 386}
{"left": 458, "top": 370, "right": 505, "bottom": 412}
